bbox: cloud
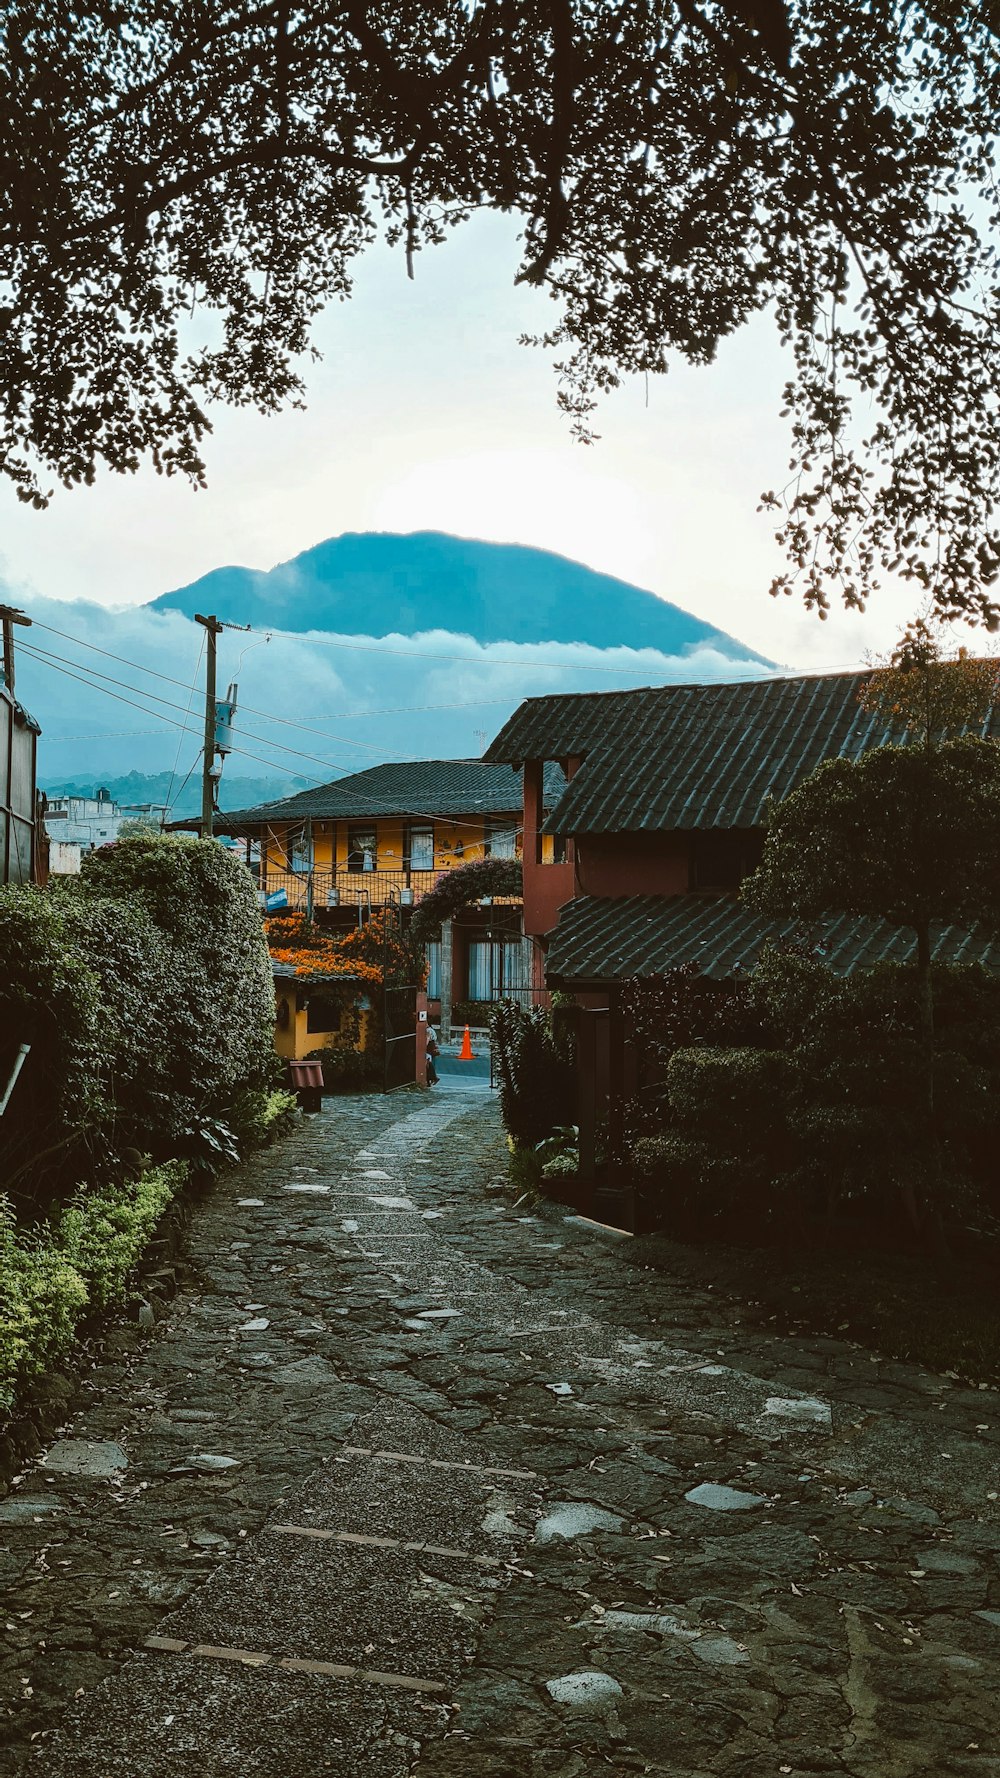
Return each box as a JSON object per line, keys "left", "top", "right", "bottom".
{"left": 9, "top": 591, "right": 772, "bottom": 790}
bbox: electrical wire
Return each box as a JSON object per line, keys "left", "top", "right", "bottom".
{"left": 20, "top": 639, "right": 366, "bottom": 775}
{"left": 27, "top": 616, "right": 406, "bottom": 758}
{"left": 21, "top": 641, "right": 528, "bottom": 834}
{"left": 31, "top": 608, "right": 869, "bottom": 701}
{"left": 166, "top": 745, "right": 206, "bottom": 819}
{"left": 21, "top": 643, "right": 332, "bottom": 783}
{"left": 163, "top": 631, "right": 205, "bottom": 824}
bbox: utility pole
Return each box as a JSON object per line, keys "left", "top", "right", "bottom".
{"left": 194, "top": 613, "right": 223, "bottom": 840}
{"left": 0, "top": 604, "right": 31, "bottom": 693}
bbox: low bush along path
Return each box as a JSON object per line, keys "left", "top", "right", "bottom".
{"left": 1, "top": 1087, "right": 998, "bottom": 1777}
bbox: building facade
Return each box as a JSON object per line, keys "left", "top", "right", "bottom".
{"left": 486, "top": 670, "right": 1000, "bottom": 1209}
{"left": 206, "top": 758, "right": 565, "bottom": 1027}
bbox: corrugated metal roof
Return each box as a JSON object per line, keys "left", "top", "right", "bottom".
{"left": 485, "top": 671, "right": 1000, "bottom": 835}
{"left": 205, "top": 758, "right": 557, "bottom": 833}
{"left": 545, "top": 893, "right": 1000, "bottom": 985}
{"left": 1, "top": 684, "right": 41, "bottom": 735}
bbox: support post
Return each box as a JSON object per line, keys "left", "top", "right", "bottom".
{"left": 440, "top": 917, "right": 454, "bottom": 1042}
{"left": 194, "top": 614, "right": 222, "bottom": 840}
{"left": 0, "top": 604, "right": 31, "bottom": 693}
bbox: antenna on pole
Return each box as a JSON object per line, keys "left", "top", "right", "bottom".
{"left": 194, "top": 614, "right": 223, "bottom": 840}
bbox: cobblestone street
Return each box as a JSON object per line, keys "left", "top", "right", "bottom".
{"left": 1, "top": 1088, "right": 998, "bottom": 1776}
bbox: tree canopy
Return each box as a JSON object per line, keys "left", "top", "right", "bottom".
{"left": 2, "top": 4, "right": 999, "bottom": 621}
{"left": 743, "top": 737, "right": 1000, "bottom": 940}
{"left": 410, "top": 855, "right": 522, "bottom": 940}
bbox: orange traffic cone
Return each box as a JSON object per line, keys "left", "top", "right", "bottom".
{"left": 458, "top": 1025, "right": 476, "bottom": 1061}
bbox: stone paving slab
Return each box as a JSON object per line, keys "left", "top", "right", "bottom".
{"left": 36, "top": 1651, "right": 432, "bottom": 1778}
{"left": 2, "top": 1085, "right": 999, "bottom": 1776}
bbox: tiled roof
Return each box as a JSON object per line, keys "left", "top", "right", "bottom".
{"left": 206, "top": 758, "right": 561, "bottom": 832}
{"left": 545, "top": 893, "right": 1000, "bottom": 985}
{"left": 484, "top": 672, "right": 1000, "bottom": 835}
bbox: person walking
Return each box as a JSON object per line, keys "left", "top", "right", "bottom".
{"left": 425, "top": 1021, "right": 440, "bottom": 1086}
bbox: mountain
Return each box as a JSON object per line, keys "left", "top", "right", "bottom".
{"left": 38, "top": 771, "right": 311, "bottom": 820}
{"left": 149, "top": 530, "right": 773, "bottom": 663}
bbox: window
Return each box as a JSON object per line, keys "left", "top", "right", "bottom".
{"left": 484, "top": 820, "right": 517, "bottom": 858}
{"left": 467, "top": 939, "right": 526, "bottom": 1000}
{"left": 406, "top": 824, "right": 434, "bottom": 870}
{"left": 286, "top": 825, "right": 312, "bottom": 874}
{"left": 306, "top": 995, "right": 343, "bottom": 1035}
{"left": 346, "top": 824, "right": 377, "bottom": 872}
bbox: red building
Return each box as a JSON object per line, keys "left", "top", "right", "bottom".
{"left": 486, "top": 670, "right": 1000, "bottom": 1215}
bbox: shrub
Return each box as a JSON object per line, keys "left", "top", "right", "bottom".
{"left": 629, "top": 947, "right": 1000, "bottom": 1243}
{"left": 536, "top": 1125, "right": 579, "bottom": 1179}
{"left": 1, "top": 837, "right": 281, "bottom": 1215}
{"left": 82, "top": 834, "right": 275, "bottom": 1110}
{"left": 59, "top": 1162, "right": 184, "bottom": 1311}
{"left": 226, "top": 1088, "right": 298, "bottom": 1150}
{"left": 490, "top": 999, "right": 576, "bottom": 1149}
{"left": 0, "top": 1161, "right": 187, "bottom": 1416}
{"left": 0, "top": 886, "right": 114, "bottom": 1211}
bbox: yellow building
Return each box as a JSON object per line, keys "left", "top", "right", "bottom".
{"left": 272, "top": 966, "right": 374, "bottom": 1064}
{"left": 214, "top": 758, "right": 566, "bottom": 1027}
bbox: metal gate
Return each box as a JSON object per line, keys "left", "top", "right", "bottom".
{"left": 382, "top": 981, "right": 418, "bottom": 1092}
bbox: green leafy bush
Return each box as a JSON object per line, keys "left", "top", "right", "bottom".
{"left": 81, "top": 834, "right": 275, "bottom": 1114}
{"left": 58, "top": 1162, "right": 185, "bottom": 1312}
{"left": 536, "top": 1125, "right": 579, "bottom": 1179}
{"left": 1, "top": 837, "right": 277, "bottom": 1212}
{"left": 226, "top": 1088, "right": 298, "bottom": 1149}
{"left": 448, "top": 1000, "right": 493, "bottom": 1029}
{"left": 0, "top": 886, "right": 113, "bottom": 1211}
{"left": 0, "top": 1161, "right": 186, "bottom": 1415}
{"left": 490, "top": 999, "right": 576, "bottom": 1149}
{"left": 631, "top": 949, "right": 1000, "bottom": 1243}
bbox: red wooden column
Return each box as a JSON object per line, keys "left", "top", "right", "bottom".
{"left": 415, "top": 990, "right": 429, "bottom": 1086}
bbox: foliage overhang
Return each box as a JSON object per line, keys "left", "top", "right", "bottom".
{"left": 410, "top": 857, "right": 523, "bottom": 942}
{"left": 2, "top": 4, "right": 999, "bottom": 619}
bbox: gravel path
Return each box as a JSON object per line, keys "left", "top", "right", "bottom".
{"left": 1, "top": 1088, "right": 998, "bottom": 1776}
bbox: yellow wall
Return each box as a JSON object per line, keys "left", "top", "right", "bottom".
{"left": 273, "top": 979, "right": 373, "bottom": 1061}
{"left": 260, "top": 813, "right": 545, "bottom": 882}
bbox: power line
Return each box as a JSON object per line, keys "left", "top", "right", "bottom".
{"left": 22, "top": 642, "right": 525, "bottom": 833}
{"left": 20, "top": 639, "right": 365, "bottom": 776}
{"left": 20, "top": 643, "right": 337, "bottom": 784}
{"left": 27, "top": 616, "right": 403, "bottom": 757}
{"left": 163, "top": 631, "right": 205, "bottom": 823}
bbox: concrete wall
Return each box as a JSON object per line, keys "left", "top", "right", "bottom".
{"left": 49, "top": 839, "right": 84, "bottom": 875}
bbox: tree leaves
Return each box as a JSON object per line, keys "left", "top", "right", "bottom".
{"left": 1, "top": 2, "right": 999, "bottom": 616}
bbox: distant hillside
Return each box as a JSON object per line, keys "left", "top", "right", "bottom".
{"left": 150, "top": 530, "right": 773, "bottom": 663}
{"left": 40, "top": 770, "right": 310, "bottom": 821}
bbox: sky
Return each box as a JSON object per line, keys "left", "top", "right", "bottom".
{"left": 0, "top": 210, "right": 949, "bottom": 785}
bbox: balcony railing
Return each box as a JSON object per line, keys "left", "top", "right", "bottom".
{"left": 257, "top": 865, "right": 522, "bottom": 916}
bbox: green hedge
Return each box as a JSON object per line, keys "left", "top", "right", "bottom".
{"left": 0, "top": 836, "right": 279, "bottom": 1212}
{"left": 631, "top": 950, "right": 1000, "bottom": 1242}
{"left": 0, "top": 1161, "right": 187, "bottom": 1415}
